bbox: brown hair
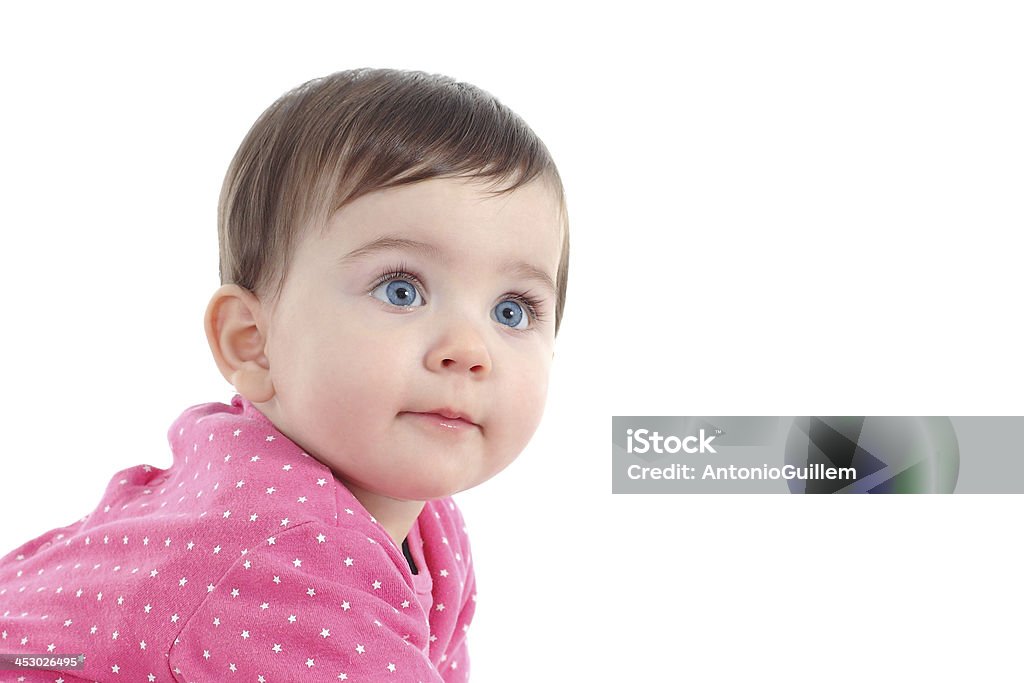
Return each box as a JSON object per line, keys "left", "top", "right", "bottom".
{"left": 217, "top": 68, "right": 569, "bottom": 335}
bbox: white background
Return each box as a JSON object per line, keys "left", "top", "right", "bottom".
{"left": 1, "top": 2, "right": 1022, "bottom": 681}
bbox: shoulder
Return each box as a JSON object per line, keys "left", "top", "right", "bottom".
{"left": 169, "top": 519, "right": 439, "bottom": 680}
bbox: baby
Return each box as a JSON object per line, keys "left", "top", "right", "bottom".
{"left": 0, "top": 68, "right": 568, "bottom": 681}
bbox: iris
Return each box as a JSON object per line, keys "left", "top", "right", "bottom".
{"left": 494, "top": 301, "right": 524, "bottom": 328}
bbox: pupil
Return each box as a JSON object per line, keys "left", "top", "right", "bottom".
{"left": 396, "top": 287, "right": 408, "bottom": 300}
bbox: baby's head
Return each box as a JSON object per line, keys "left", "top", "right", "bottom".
{"left": 204, "top": 68, "right": 568, "bottom": 512}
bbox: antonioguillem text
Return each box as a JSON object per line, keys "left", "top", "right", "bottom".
{"left": 626, "top": 463, "right": 858, "bottom": 481}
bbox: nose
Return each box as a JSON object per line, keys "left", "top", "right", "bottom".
{"left": 425, "top": 323, "right": 492, "bottom": 377}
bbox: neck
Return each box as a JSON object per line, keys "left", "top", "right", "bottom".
{"left": 344, "top": 482, "right": 425, "bottom": 548}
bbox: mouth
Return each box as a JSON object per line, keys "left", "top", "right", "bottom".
{"left": 401, "top": 409, "right": 481, "bottom": 432}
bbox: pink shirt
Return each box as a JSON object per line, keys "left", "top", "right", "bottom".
{"left": 0, "top": 394, "right": 475, "bottom": 682}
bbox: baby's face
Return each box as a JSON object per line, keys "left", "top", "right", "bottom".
{"left": 257, "top": 177, "right": 562, "bottom": 502}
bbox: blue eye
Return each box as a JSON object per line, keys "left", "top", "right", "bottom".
{"left": 372, "top": 278, "right": 424, "bottom": 307}
{"left": 493, "top": 300, "right": 528, "bottom": 329}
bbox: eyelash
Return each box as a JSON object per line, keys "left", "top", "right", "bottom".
{"left": 370, "top": 261, "right": 548, "bottom": 327}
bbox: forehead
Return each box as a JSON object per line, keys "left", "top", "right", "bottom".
{"left": 321, "top": 177, "right": 563, "bottom": 276}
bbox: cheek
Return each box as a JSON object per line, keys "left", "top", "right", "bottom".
{"left": 278, "top": 320, "right": 405, "bottom": 428}
{"left": 495, "top": 356, "right": 551, "bottom": 455}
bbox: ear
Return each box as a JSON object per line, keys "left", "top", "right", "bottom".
{"left": 204, "top": 284, "right": 275, "bottom": 403}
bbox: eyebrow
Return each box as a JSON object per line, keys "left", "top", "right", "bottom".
{"left": 338, "top": 236, "right": 557, "bottom": 296}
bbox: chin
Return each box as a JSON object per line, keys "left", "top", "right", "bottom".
{"left": 389, "top": 475, "right": 477, "bottom": 502}
{"left": 399, "top": 484, "right": 466, "bottom": 502}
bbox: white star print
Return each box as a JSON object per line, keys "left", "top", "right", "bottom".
{"left": 0, "top": 403, "right": 478, "bottom": 681}
{"left": 306, "top": 658, "right": 315, "bottom": 668}
{"left": 111, "top": 664, "right": 119, "bottom": 673}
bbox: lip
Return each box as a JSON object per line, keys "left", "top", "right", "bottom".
{"left": 401, "top": 410, "right": 481, "bottom": 432}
